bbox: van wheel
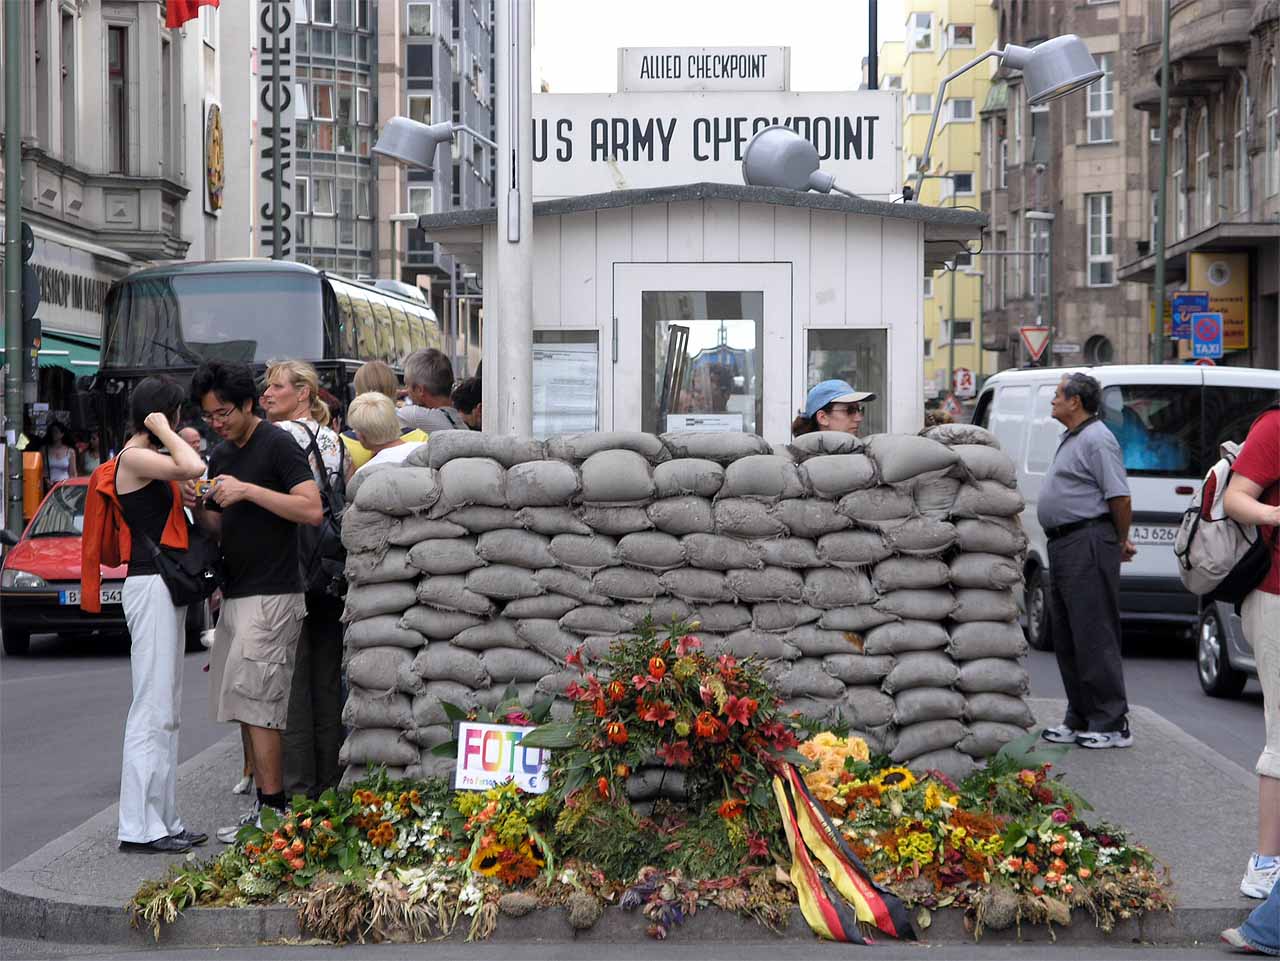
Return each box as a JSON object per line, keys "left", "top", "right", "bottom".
{"left": 1025, "top": 567, "right": 1053, "bottom": 652}
{"left": 1197, "top": 606, "right": 1246, "bottom": 698}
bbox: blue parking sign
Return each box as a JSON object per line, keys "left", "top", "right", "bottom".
{"left": 1171, "top": 291, "right": 1208, "bottom": 340}
{"left": 1191, "top": 312, "right": 1223, "bottom": 358}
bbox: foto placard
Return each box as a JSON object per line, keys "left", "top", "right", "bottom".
{"left": 454, "top": 721, "right": 549, "bottom": 794}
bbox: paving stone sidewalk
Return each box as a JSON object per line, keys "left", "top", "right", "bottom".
{"left": 0, "top": 699, "right": 1263, "bottom": 948}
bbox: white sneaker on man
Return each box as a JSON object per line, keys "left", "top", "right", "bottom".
{"left": 1076, "top": 722, "right": 1133, "bottom": 749}
{"left": 1041, "top": 724, "right": 1079, "bottom": 744}
{"left": 216, "top": 803, "right": 261, "bottom": 844}
{"left": 1240, "top": 854, "right": 1280, "bottom": 899}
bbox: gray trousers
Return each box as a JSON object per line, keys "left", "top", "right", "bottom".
{"left": 283, "top": 593, "right": 345, "bottom": 799}
{"left": 1046, "top": 522, "right": 1129, "bottom": 732}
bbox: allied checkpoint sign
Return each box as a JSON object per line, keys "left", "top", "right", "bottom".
{"left": 532, "top": 91, "right": 902, "bottom": 200}
{"left": 455, "top": 721, "right": 550, "bottom": 793}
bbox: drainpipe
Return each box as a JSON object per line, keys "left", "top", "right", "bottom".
{"left": 5, "top": 1, "right": 26, "bottom": 534}
{"left": 1152, "top": 0, "right": 1172, "bottom": 364}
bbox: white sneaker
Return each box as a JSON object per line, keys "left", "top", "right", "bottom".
{"left": 216, "top": 804, "right": 261, "bottom": 844}
{"left": 1076, "top": 723, "right": 1133, "bottom": 750}
{"left": 1240, "top": 854, "right": 1280, "bottom": 899}
{"left": 232, "top": 773, "right": 254, "bottom": 795}
{"left": 1041, "top": 724, "right": 1079, "bottom": 744}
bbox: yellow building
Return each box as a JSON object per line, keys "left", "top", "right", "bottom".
{"left": 882, "top": 1, "right": 997, "bottom": 405}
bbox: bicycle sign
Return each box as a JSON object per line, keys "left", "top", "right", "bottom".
{"left": 1191, "top": 312, "right": 1223, "bottom": 358}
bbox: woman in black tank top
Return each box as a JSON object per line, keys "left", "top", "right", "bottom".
{"left": 113, "top": 377, "right": 208, "bottom": 854}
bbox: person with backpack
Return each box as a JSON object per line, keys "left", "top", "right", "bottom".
{"left": 81, "top": 376, "right": 209, "bottom": 852}
{"left": 1223, "top": 404, "right": 1280, "bottom": 901}
{"left": 261, "top": 359, "right": 347, "bottom": 801}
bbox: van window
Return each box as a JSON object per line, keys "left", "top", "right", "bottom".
{"left": 1101, "top": 385, "right": 1197, "bottom": 476}
{"left": 1025, "top": 385, "right": 1061, "bottom": 474}
{"left": 1204, "top": 387, "right": 1280, "bottom": 455}
{"left": 987, "top": 385, "right": 1030, "bottom": 469}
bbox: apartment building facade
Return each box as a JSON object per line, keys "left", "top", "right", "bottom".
{"left": 0, "top": 0, "right": 254, "bottom": 411}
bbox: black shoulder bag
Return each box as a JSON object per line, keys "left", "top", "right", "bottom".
{"left": 292, "top": 421, "right": 348, "bottom": 598}
{"left": 139, "top": 524, "right": 225, "bottom": 608}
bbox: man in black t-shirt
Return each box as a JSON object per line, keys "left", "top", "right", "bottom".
{"left": 190, "top": 361, "right": 322, "bottom": 840}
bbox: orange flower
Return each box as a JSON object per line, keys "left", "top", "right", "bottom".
{"left": 694, "top": 711, "right": 719, "bottom": 738}
{"left": 1050, "top": 840, "right": 1067, "bottom": 856}
{"left": 607, "top": 679, "right": 627, "bottom": 702}
{"left": 615, "top": 763, "right": 630, "bottom": 778}
{"left": 1050, "top": 857, "right": 1068, "bottom": 874}
{"left": 593, "top": 698, "right": 607, "bottom": 718}
{"left": 605, "top": 721, "right": 629, "bottom": 745}
{"left": 1024, "top": 861, "right": 1040, "bottom": 875}
{"left": 1078, "top": 867, "right": 1092, "bottom": 880}
{"left": 321, "top": 819, "right": 333, "bottom": 830}
{"left": 596, "top": 777, "right": 610, "bottom": 798}
{"left": 272, "top": 837, "right": 287, "bottom": 851}
{"left": 291, "top": 839, "right": 305, "bottom": 854}
{"left": 300, "top": 818, "right": 313, "bottom": 830}
{"left": 648, "top": 657, "right": 667, "bottom": 680}
{"left": 1025, "top": 843, "right": 1038, "bottom": 857}
{"left": 1005, "top": 857, "right": 1023, "bottom": 872}
{"left": 722, "top": 752, "right": 742, "bottom": 772}
{"left": 718, "top": 798, "right": 747, "bottom": 819}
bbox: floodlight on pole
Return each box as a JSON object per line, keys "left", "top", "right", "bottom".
{"left": 910, "top": 34, "right": 1101, "bottom": 202}
{"left": 741, "top": 125, "right": 858, "bottom": 197}
{"left": 372, "top": 116, "right": 498, "bottom": 170}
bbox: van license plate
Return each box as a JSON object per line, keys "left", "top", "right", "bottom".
{"left": 59, "top": 589, "right": 123, "bottom": 605}
{"left": 1130, "top": 525, "right": 1177, "bottom": 546}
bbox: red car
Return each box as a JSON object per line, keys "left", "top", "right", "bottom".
{"left": 0, "top": 478, "right": 213, "bottom": 656}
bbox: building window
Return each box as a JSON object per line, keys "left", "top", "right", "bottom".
{"left": 995, "top": 229, "right": 1007, "bottom": 307}
{"left": 407, "top": 2, "right": 432, "bottom": 36}
{"left": 923, "top": 275, "right": 933, "bottom": 298}
{"left": 356, "top": 0, "right": 369, "bottom": 28}
{"left": 311, "top": 29, "right": 334, "bottom": 56}
{"left": 356, "top": 87, "right": 370, "bottom": 124}
{"left": 1194, "top": 109, "right": 1211, "bottom": 230}
{"left": 312, "top": 82, "right": 334, "bottom": 120}
{"left": 1234, "top": 91, "right": 1248, "bottom": 213}
{"left": 1150, "top": 192, "right": 1159, "bottom": 246}
{"left": 1267, "top": 64, "right": 1279, "bottom": 197}
{"left": 409, "top": 185, "right": 434, "bottom": 215}
{"left": 909, "top": 12, "right": 934, "bottom": 51}
{"left": 1008, "top": 218, "right": 1022, "bottom": 296}
{"left": 107, "top": 25, "right": 128, "bottom": 174}
{"left": 1086, "top": 53, "right": 1114, "bottom": 142}
{"left": 923, "top": 337, "right": 933, "bottom": 357}
{"left": 908, "top": 92, "right": 932, "bottom": 114}
{"left": 1172, "top": 123, "right": 1186, "bottom": 239}
{"left": 60, "top": 11, "right": 75, "bottom": 161}
{"left": 358, "top": 181, "right": 371, "bottom": 217}
{"left": 1086, "top": 193, "right": 1115, "bottom": 286}
{"left": 947, "top": 23, "right": 974, "bottom": 48}
{"left": 296, "top": 177, "right": 310, "bottom": 213}
{"left": 336, "top": 0, "right": 353, "bottom": 27}
{"left": 161, "top": 37, "right": 174, "bottom": 175}
{"left": 953, "top": 251, "right": 972, "bottom": 269}
{"left": 312, "top": 0, "right": 333, "bottom": 24}
{"left": 998, "top": 138, "right": 1007, "bottom": 187}
{"left": 1011, "top": 86, "right": 1022, "bottom": 165}
{"left": 408, "top": 94, "right": 432, "bottom": 124}
{"left": 948, "top": 98, "right": 974, "bottom": 123}
{"left": 952, "top": 172, "right": 974, "bottom": 195}
{"left": 296, "top": 0, "right": 310, "bottom": 22}
{"left": 883, "top": 74, "right": 902, "bottom": 89}
{"left": 1027, "top": 216, "right": 1049, "bottom": 299}
{"left": 408, "top": 44, "right": 433, "bottom": 80}
{"left": 944, "top": 319, "right": 973, "bottom": 343}
{"left": 312, "top": 177, "right": 335, "bottom": 214}
{"left": 34, "top": 0, "right": 50, "bottom": 146}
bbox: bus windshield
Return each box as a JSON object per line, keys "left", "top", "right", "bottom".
{"left": 103, "top": 270, "right": 325, "bottom": 368}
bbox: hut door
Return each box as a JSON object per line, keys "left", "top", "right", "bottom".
{"left": 611, "top": 262, "right": 792, "bottom": 441}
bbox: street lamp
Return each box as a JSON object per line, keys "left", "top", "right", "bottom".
{"left": 741, "top": 125, "right": 861, "bottom": 197}
{"left": 388, "top": 212, "right": 419, "bottom": 283}
{"left": 910, "top": 35, "right": 1101, "bottom": 201}
{"left": 372, "top": 117, "right": 497, "bottom": 169}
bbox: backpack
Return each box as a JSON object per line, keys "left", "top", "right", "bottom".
{"left": 293, "top": 421, "right": 348, "bottom": 598}
{"left": 1174, "top": 428, "right": 1275, "bottom": 607}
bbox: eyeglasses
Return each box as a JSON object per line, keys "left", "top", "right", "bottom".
{"left": 201, "top": 406, "right": 237, "bottom": 425}
{"left": 829, "top": 403, "right": 864, "bottom": 416}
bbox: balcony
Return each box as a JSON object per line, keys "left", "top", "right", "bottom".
{"left": 1133, "top": 0, "right": 1253, "bottom": 111}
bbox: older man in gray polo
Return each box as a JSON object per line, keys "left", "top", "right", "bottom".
{"left": 1039, "top": 372, "right": 1136, "bottom": 750}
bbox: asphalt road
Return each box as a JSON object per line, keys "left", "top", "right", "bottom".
{"left": 0, "top": 626, "right": 1266, "bottom": 873}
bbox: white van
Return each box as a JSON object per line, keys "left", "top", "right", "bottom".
{"left": 971, "top": 364, "right": 1280, "bottom": 650}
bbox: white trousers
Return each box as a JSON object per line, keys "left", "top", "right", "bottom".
{"left": 118, "top": 574, "right": 187, "bottom": 843}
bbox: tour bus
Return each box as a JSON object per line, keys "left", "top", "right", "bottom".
{"left": 81, "top": 259, "right": 443, "bottom": 453}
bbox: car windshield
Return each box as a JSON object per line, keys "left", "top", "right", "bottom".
{"left": 1100, "top": 385, "right": 1279, "bottom": 478}
{"left": 29, "top": 485, "right": 86, "bottom": 538}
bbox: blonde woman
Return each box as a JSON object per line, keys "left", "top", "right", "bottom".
{"left": 340, "top": 361, "right": 426, "bottom": 474}
{"left": 260, "top": 359, "right": 345, "bottom": 800}
{"left": 348, "top": 391, "right": 426, "bottom": 473}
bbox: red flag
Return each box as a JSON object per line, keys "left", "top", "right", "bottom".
{"left": 166, "top": 0, "right": 220, "bottom": 29}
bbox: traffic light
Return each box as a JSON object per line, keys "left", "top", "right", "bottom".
{"left": 20, "top": 223, "right": 39, "bottom": 350}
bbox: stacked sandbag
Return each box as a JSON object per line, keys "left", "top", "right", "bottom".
{"left": 338, "top": 429, "right": 1032, "bottom": 785}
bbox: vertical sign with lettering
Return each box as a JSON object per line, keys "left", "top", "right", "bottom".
{"left": 256, "top": 0, "right": 295, "bottom": 259}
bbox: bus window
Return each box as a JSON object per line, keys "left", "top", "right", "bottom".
{"left": 333, "top": 289, "right": 357, "bottom": 358}
{"left": 350, "top": 292, "right": 376, "bottom": 360}
{"left": 423, "top": 309, "right": 442, "bottom": 352}
{"left": 389, "top": 303, "right": 413, "bottom": 366}
{"left": 407, "top": 311, "right": 427, "bottom": 353}
{"left": 369, "top": 296, "right": 395, "bottom": 363}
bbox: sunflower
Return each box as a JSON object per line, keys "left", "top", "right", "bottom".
{"left": 871, "top": 767, "right": 917, "bottom": 791}
{"left": 471, "top": 838, "right": 506, "bottom": 876}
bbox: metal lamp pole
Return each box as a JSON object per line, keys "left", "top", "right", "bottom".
{"left": 4, "top": 1, "right": 25, "bottom": 534}
{"left": 1026, "top": 210, "right": 1056, "bottom": 365}
{"left": 1151, "top": 0, "right": 1172, "bottom": 364}
{"left": 389, "top": 212, "right": 419, "bottom": 282}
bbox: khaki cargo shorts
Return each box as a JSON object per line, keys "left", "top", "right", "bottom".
{"left": 210, "top": 593, "right": 307, "bottom": 730}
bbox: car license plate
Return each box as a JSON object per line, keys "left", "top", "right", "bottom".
{"left": 1130, "top": 525, "right": 1177, "bottom": 546}
{"left": 59, "top": 588, "right": 123, "bottom": 605}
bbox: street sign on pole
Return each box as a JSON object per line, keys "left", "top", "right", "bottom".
{"left": 953, "top": 367, "right": 975, "bottom": 399}
{"left": 1191, "top": 312, "right": 1223, "bottom": 359}
{"left": 1193, "top": 357, "right": 1216, "bottom": 367}
{"left": 1170, "top": 290, "right": 1208, "bottom": 340}
{"left": 1051, "top": 342, "right": 1080, "bottom": 355}
{"left": 1019, "top": 326, "right": 1051, "bottom": 362}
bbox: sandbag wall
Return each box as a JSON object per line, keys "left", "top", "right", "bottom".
{"left": 336, "top": 425, "right": 1034, "bottom": 786}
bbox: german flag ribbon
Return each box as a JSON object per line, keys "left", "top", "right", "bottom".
{"left": 772, "top": 765, "right": 917, "bottom": 943}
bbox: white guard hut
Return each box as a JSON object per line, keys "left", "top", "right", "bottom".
{"left": 419, "top": 182, "right": 985, "bottom": 443}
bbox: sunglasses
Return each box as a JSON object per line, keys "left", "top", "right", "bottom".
{"left": 828, "top": 403, "right": 864, "bottom": 416}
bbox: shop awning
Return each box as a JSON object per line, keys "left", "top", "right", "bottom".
{"left": 36, "top": 332, "right": 100, "bottom": 373}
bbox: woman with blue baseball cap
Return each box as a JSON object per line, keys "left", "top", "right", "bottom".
{"left": 792, "top": 380, "right": 876, "bottom": 437}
